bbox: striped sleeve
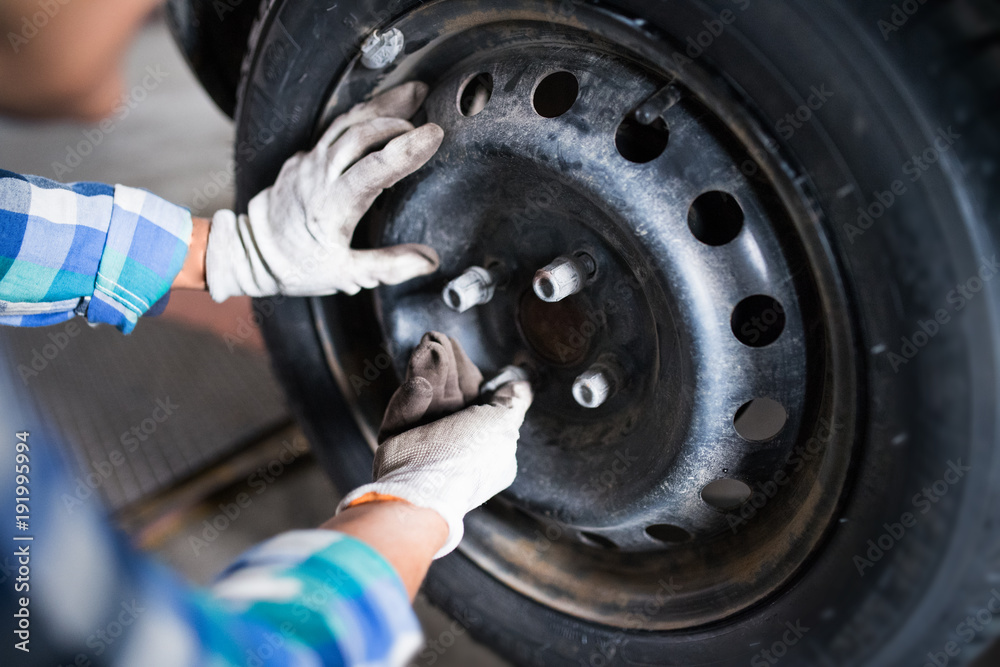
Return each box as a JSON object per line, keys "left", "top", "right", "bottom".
{"left": 0, "top": 169, "right": 192, "bottom": 333}
{"left": 191, "top": 531, "right": 423, "bottom": 666}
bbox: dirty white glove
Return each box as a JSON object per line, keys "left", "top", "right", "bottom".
{"left": 206, "top": 82, "right": 443, "bottom": 301}
{"left": 337, "top": 332, "right": 534, "bottom": 558}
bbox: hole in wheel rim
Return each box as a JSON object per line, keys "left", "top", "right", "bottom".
{"left": 645, "top": 524, "right": 692, "bottom": 544}
{"left": 616, "top": 115, "right": 669, "bottom": 163}
{"left": 579, "top": 531, "right": 618, "bottom": 550}
{"left": 459, "top": 72, "right": 493, "bottom": 117}
{"left": 734, "top": 398, "right": 787, "bottom": 442}
{"left": 533, "top": 71, "right": 579, "bottom": 118}
{"left": 731, "top": 294, "right": 786, "bottom": 347}
{"left": 701, "top": 479, "right": 753, "bottom": 510}
{"left": 688, "top": 191, "right": 744, "bottom": 246}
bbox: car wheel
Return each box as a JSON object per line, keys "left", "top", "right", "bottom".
{"left": 236, "top": 1, "right": 1000, "bottom": 664}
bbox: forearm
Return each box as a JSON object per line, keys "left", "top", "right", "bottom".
{"left": 172, "top": 216, "right": 210, "bottom": 291}
{"left": 320, "top": 500, "right": 449, "bottom": 600}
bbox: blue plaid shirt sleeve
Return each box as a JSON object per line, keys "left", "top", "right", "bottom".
{"left": 191, "top": 531, "right": 424, "bottom": 666}
{"left": 0, "top": 343, "right": 424, "bottom": 667}
{"left": 126, "top": 531, "right": 424, "bottom": 667}
{"left": 0, "top": 169, "right": 192, "bottom": 333}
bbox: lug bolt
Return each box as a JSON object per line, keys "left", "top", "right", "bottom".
{"left": 533, "top": 253, "right": 596, "bottom": 303}
{"left": 360, "top": 28, "right": 405, "bottom": 70}
{"left": 442, "top": 266, "right": 499, "bottom": 313}
{"left": 480, "top": 365, "right": 532, "bottom": 396}
{"left": 572, "top": 358, "right": 621, "bottom": 409}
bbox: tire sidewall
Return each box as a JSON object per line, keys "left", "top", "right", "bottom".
{"left": 239, "top": 1, "right": 1000, "bottom": 665}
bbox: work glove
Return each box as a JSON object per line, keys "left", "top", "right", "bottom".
{"left": 337, "top": 332, "right": 534, "bottom": 558}
{"left": 205, "top": 82, "right": 443, "bottom": 301}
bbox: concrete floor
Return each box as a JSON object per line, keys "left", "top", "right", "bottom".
{"left": 2, "top": 13, "right": 998, "bottom": 667}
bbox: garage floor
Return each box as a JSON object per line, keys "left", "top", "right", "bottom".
{"left": 0, "top": 13, "right": 996, "bottom": 667}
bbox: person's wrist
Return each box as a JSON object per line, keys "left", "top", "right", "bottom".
{"left": 329, "top": 498, "right": 449, "bottom": 548}
{"left": 337, "top": 482, "right": 460, "bottom": 557}
{"left": 171, "top": 216, "right": 210, "bottom": 291}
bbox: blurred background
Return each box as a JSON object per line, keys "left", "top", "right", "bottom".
{"left": 0, "top": 10, "right": 503, "bottom": 667}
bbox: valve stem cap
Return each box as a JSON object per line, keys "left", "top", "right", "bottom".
{"left": 360, "top": 28, "right": 405, "bottom": 69}
{"left": 442, "top": 267, "right": 497, "bottom": 313}
{"left": 533, "top": 256, "right": 586, "bottom": 303}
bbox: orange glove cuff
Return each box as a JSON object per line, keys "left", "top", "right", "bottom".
{"left": 344, "top": 492, "right": 408, "bottom": 509}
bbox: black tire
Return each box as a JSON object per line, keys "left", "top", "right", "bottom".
{"left": 236, "top": 1, "right": 1000, "bottom": 665}
{"left": 165, "top": 0, "right": 262, "bottom": 118}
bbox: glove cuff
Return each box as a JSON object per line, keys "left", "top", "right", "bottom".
{"left": 338, "top": 483, "right": 464, "bottom": 559}
{"left": 205, "top": 192, "right": 281, "bottom": 302}
{"left": 206, "top": 209, "right": 242, "bottom": 302}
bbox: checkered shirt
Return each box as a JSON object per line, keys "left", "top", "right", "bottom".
{"left": 0, "top": 169, "right": 192, "bottom": 333}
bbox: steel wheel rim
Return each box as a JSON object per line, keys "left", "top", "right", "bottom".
{"left": 312, "top": 0, "right": 860, "bottom": 630}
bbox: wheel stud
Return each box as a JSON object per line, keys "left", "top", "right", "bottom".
{"left": 533, "top": 253, "right": 596, "bottom": 303}
{"left": 442, "top": 266, "right": 500, "bottom": 313}
{"left": 480, "top": 364, "right": 532, "bottom": 395}
{"left": 572, "top": 357, "right": 621, "bottom": 409}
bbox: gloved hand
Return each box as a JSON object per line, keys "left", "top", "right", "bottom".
{"left": 337, "top": 332, "right": 534, "bottom": 558}
{"left": 205, "top": 82, "right": 443, "bottom": 301}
